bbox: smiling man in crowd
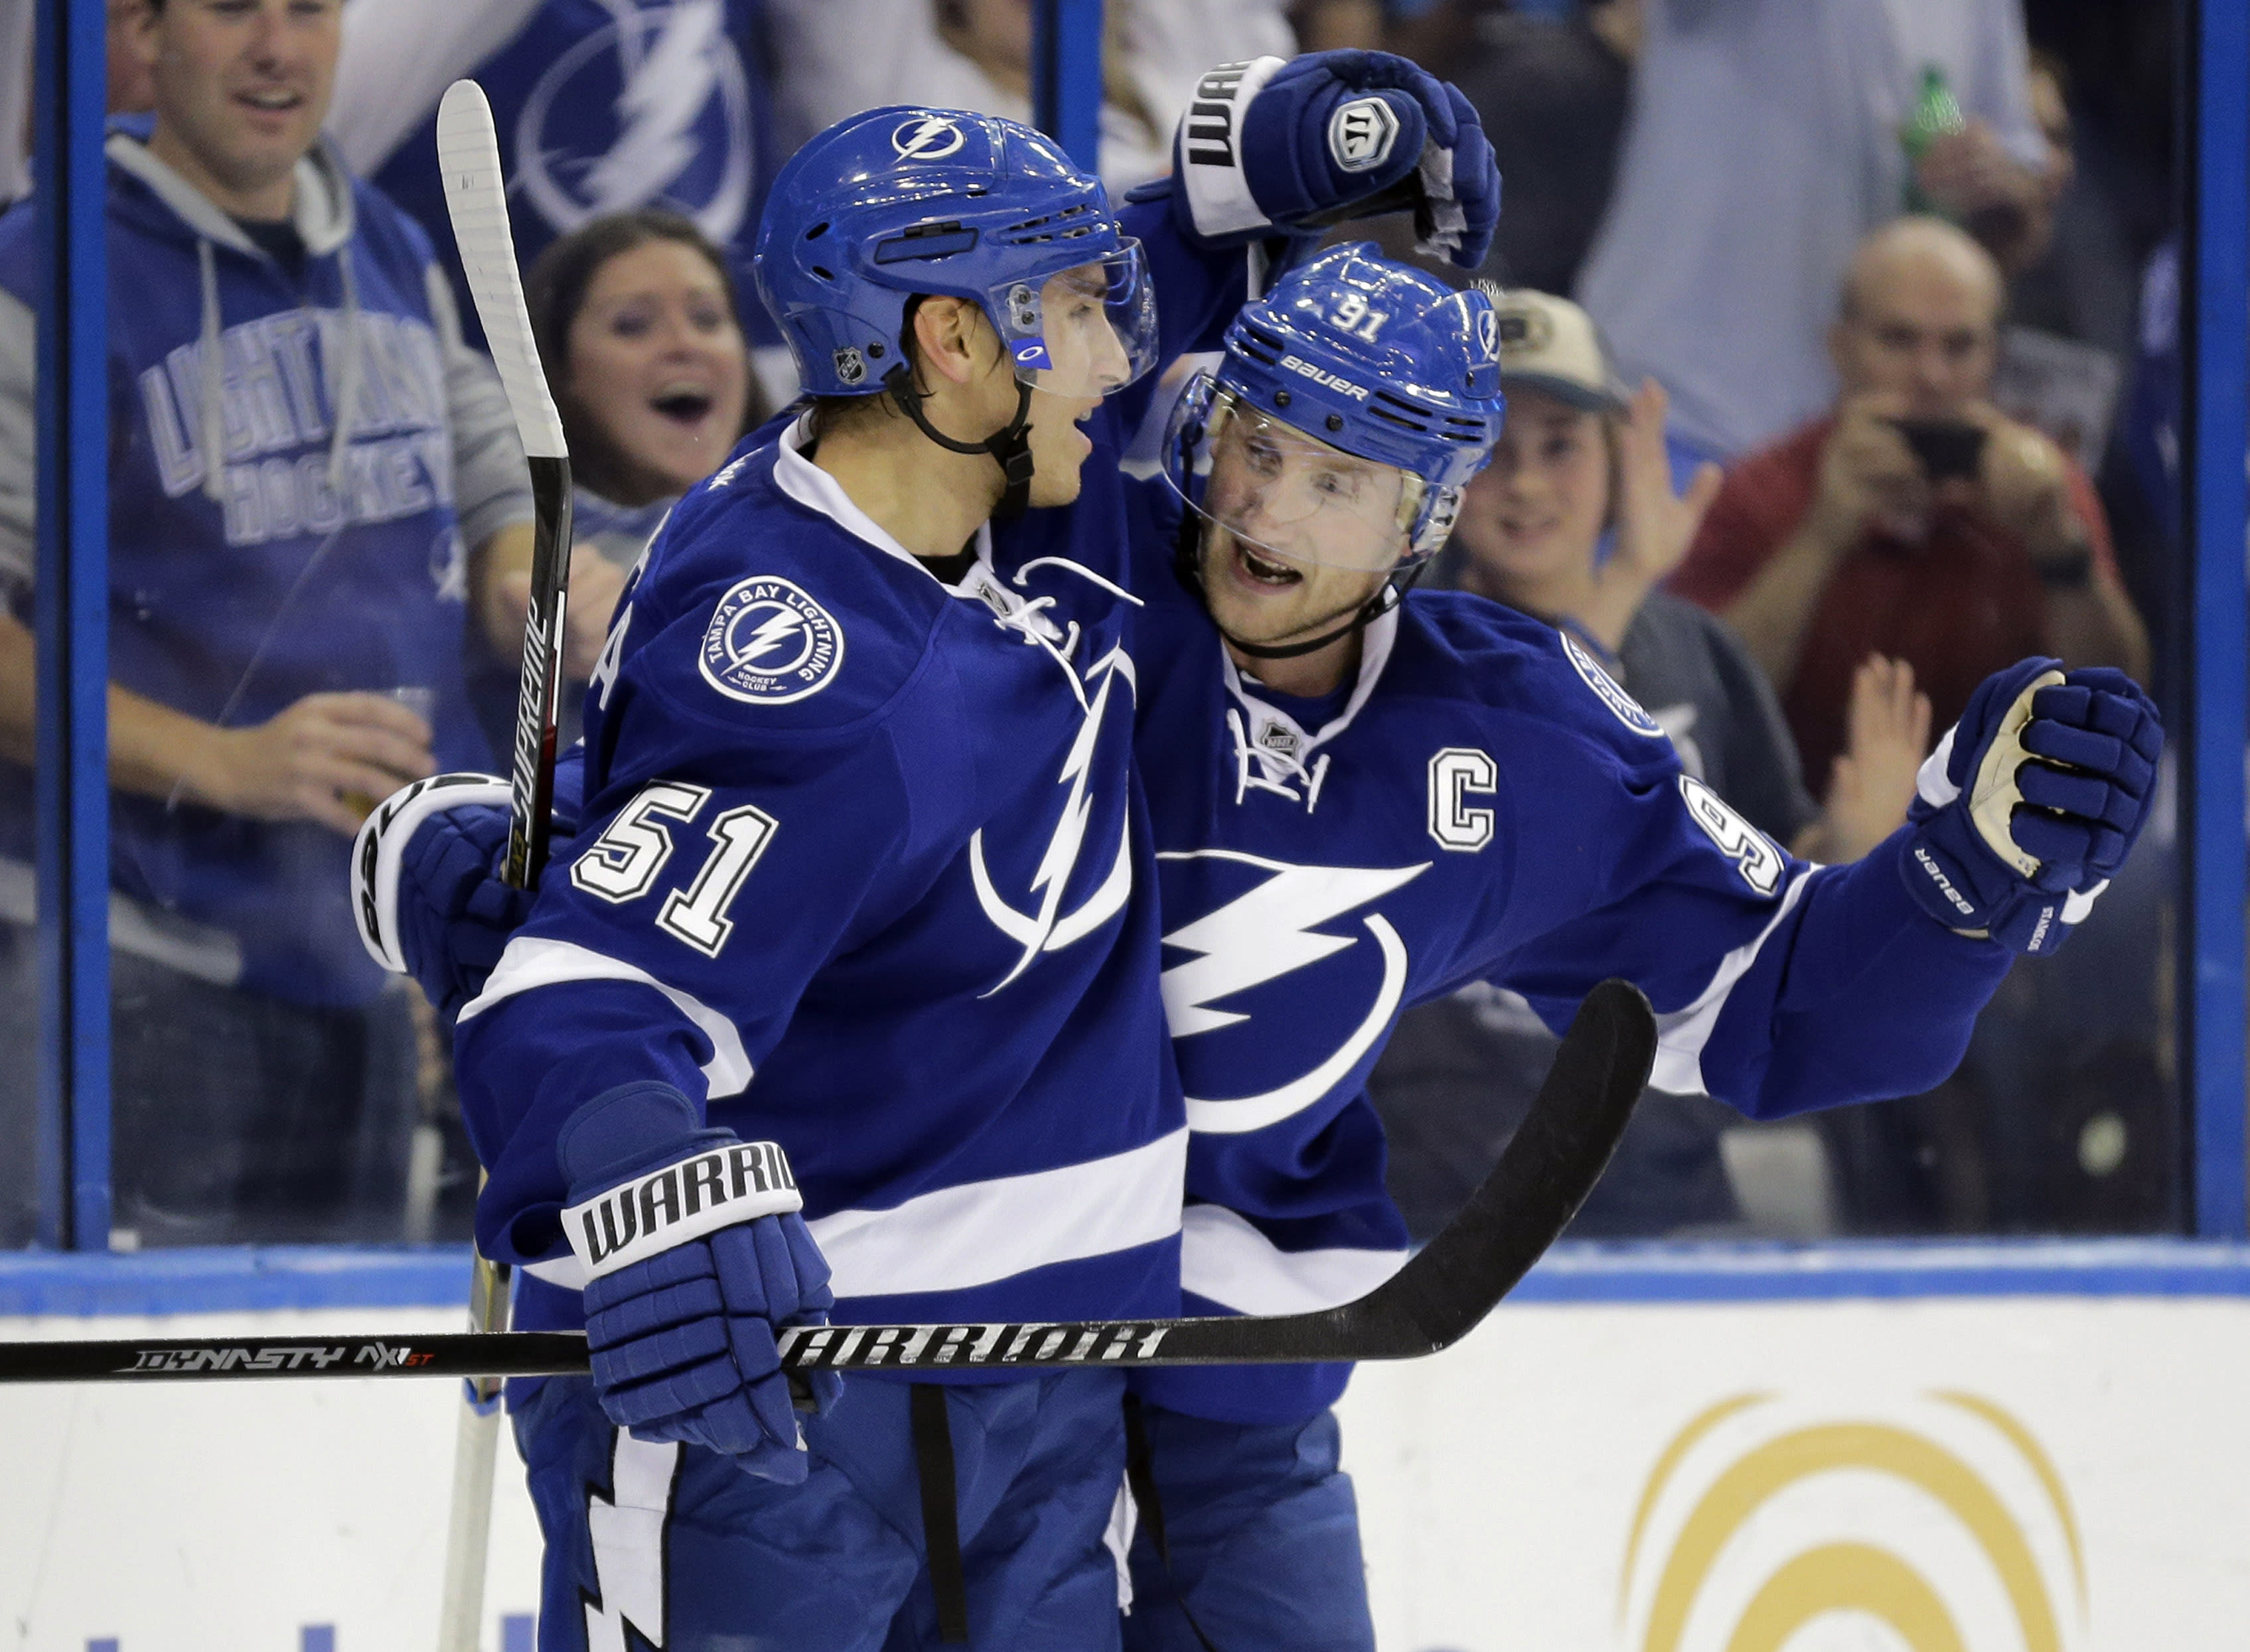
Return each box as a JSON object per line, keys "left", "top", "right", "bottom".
{"left": 0, "top": 0, "right": 548, "bottom": 1246}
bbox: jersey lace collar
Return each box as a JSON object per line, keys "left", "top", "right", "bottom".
{"left": 1221, "top": 607, "right": 1400, "bottom": 811}
{"left": 772, "top": 415, "right": 997, "bottom": 595}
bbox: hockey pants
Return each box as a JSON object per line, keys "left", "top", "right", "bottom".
{"left": 1121, "top": 1403, "right": 1375, "bottom": 1652}
{"left": 513, "top": 1368, "right": 1128, "bottom": 1651}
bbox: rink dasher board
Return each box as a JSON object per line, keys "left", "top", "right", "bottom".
{"left": 4, "top": 1249, "right": 2249, "bottom": 1651}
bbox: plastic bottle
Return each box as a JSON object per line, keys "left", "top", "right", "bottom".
{"left": 1902, "top": 64, "right": 1966, "bottom": 214}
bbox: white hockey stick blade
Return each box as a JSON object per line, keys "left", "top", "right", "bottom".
{"left": 435, "top": 80, "right": 567, "bottom": 460}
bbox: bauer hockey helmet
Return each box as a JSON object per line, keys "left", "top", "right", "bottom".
{"left": 1163, "top": 244, "right": 1506, "bottom": 656}
{"left": 755, "top": 108, "right": 1160, "bottom": 511}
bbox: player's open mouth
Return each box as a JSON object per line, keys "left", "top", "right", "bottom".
{"left": 651, "top": 390, "right": 716, "bottom": 426}
{"left": 1234, "top": 541, "right": 1302, "bottom": 588}
{"left": 237, "top": 88, "right": 304, "bottom": 113}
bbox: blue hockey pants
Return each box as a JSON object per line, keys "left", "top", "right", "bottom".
{"left": 1120, "top": 1404, "right": 1375, "bottom": 1652}
{"left": 513, "top": 1369, "right": 1128, "bottom": 1651}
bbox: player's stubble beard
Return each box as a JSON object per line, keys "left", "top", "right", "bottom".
{"left": 1197, "top": 524, "right": 1389, "bottom": 654}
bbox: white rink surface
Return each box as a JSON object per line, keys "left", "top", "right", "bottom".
{"left": 1, "top": 1308, "right": 544, "bottom": 1652}
{"left": 5, "top": 1296, "right": 2250, "bottom": 1649}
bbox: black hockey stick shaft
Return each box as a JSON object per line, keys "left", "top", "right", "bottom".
{"left": 502, "top": 455, "right": 571, "bottom": 890}
{"left": 432, "top": 82, "right": 565, "bottom": 1652}
{"left": 436, "top": 78, "right": 573, "bottom": 893}
{"left": 0, "top": 984, "right": 1653, "bottom": 1385}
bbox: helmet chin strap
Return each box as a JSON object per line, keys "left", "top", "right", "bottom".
{"left": 1171, "top": 510, "right": 1428, "bottom": 661}
{"left": 883, "top": 363, "right": 1038, "bottom": 519}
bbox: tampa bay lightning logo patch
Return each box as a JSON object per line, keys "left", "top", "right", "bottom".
{"left": 700, "top": 577, "right": 844, "bottom": 706}
{"left": 1328, "top": 98, "right": 1399, "bottom": 173}
{"left": 1558, "top": 631, "right": 1663, "bottom": 737}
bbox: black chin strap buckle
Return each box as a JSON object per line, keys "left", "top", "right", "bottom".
{"left": 885, "top": 364, "right": 1039, "bottom": 520}
{"left": 986, "top": 392, "right": 1037, "bottom": 520}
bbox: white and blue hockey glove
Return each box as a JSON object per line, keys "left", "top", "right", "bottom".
{"left": 1900, "top": 658, "right": 2162, "bottom": 955}
{"left": 560, "top": 1081, "right": 844, "bottom": 1480}
{"left": 350, "top": 769, "right": 585, "bottom": 1021}
{"left": 1170, "top": 50, "right": 1499, "bottom": 268}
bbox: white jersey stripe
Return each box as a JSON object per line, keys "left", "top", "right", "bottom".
{"left": 1649, "top": 867, "right": 1817, "bottom": 1096}
{"left": 459, "top": 935, "right": 755, "bottom": 1097}
{"left": 1179, "top": 1201, "right": 1407, "bottom": 1317}
{"left": 812, "top": 1128, "right": 1188, "bottom": 1301}
{"left": 524, "top": 1129, "right": 1189, "bottom": 1300}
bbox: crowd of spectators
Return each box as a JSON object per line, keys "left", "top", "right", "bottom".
{"left": 0, "top": 0, "right": 2194, "bottom": 1249}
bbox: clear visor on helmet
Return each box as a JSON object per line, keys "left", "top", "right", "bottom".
{"left": 987, "top": 242, "right": 1159, "bottom": 399}
{"left": 1165, "top": 382, "right": 1429, "bottom": 573}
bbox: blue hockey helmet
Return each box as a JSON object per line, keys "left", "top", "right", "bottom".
{"left": 1165, "top": 244, "right": 1506, "bottom": 574}
{"left": 754, "top": 107, "right": 1159, "bottom": 403}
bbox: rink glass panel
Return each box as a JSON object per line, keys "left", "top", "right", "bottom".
{"left": 13, "top": 0, "right": 2238, "bottom": 1258}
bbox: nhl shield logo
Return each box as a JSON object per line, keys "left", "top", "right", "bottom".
{"left": 1327, "top": 97, "right": 1399, "bottom": 174}
{"left": 833, "top": 346, "right": 867, "bottom": 386}
{"left": 700, "top": 577, "right": 846, "bottom": 706}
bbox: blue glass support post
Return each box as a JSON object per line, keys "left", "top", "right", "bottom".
{"left": 31, "top": 0, "right": 112, "bottom": 1250}
{"left": 1031, "top": 0, "right": 1104, "bottom": 173}
{"left": 2190, "top": 0, "right": 2249, "bottom": 1237}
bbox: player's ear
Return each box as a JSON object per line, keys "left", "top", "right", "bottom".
{"left": 126, "top": 0, "right": 163, "bottom": 70}
{"left": 911, "top": 297, "right": 988, "bottom": 389}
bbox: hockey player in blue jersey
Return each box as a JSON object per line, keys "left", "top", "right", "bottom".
{"left": 1098, "top": 247, "right": 2161, "bottom": 1650}
{"left": 362, "top": 207, "right": 2156, "bottom": 1643}
{"left": 421, "top": 107, "right": 1180, "bottom": 1651}
{"left": 353, "top": 56, "right": 1507, "bottom": 1652}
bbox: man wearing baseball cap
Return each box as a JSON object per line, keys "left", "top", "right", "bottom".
{"left": 1372, "top": 289, "right": 1935, "bottom": 1244}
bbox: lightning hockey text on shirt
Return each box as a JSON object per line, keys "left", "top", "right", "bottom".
{"left": 137, "top": 307, "right": 455, "bottom": 548}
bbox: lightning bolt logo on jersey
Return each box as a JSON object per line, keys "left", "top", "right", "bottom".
{"left": 1118, "top": 505, "right": 1880, "bottom": 1422}
{"left": 1158, "top": 851, "right": 1427, "bottom": 1134}
{"left": 516, "top": 0, "right": 755, "bottom": 243}
{"left": 455, "top": 424, "right": 1181, "bottom": 1351}
{"left": 374, "top": 1, "right": 773, "bottom": 344}
{"left": 699, "top": 575, "right": 843, "bottom": 705}
{"left": 971, "top": 646, "right": 1137, "bottom": 991}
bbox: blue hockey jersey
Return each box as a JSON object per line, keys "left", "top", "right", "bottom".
{"left": 1108, "top": 494, "right": 2018, "bottom": 1423}
{"left": 455, "top": 421, "right": 1187, "bottom": 1353}
{"left": 453, "top": 178, "right": 1315, "bottom": 1354}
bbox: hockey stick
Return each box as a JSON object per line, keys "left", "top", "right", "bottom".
{"left": 0, "top": 981, "right": 1654, "bottom": 1383}
{"left": 429, "top": 78, "right": 573, "bottom": 1652}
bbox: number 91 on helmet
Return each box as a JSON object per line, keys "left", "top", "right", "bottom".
{"left": 1164, "top": 245, "right": 1507, "bottom": 576}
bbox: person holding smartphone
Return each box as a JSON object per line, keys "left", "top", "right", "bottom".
{"left": 1670, "top": 214, "right": 2148, "bottom": 794}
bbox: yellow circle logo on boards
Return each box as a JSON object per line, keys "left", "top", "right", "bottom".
{"left": 1617, "top": 1392, "right": 2085, "bottom": 1652}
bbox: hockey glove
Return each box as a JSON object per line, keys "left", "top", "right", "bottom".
{"left": 1171, "top": 50, "right": 1499, "bottom": 269}
{"left": 560, "top": 1081, "right": 844, "bottom": 1480}
{"left": 350, "top": 759, "right": 587, "bottom": 1021}
{"left": 1899, "top": 658, "right": 2162, "bottom": 955}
